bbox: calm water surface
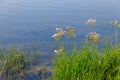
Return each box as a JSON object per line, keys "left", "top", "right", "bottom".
{"left": 0, "top": 0, "right": 120, "bottom": 53}
{"left": 0, "top": 0, "right": 120, "bottom": 79}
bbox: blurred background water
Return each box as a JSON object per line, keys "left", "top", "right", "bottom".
{"left": 0, "top": 0, "right": 120, "bottom": 54}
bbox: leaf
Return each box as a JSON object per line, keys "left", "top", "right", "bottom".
{"left": 118, "top": 24, "right": 120, "bottom": 28}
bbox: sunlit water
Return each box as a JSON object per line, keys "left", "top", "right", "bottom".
{"left": 0, "top": 0, "right": 120, "bottom": 55}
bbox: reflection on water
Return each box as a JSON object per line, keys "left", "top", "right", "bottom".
{"left": 0, "top": 0, "right": 120, "bottom": 52}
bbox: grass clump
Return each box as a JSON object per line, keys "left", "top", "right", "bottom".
{"left": 0, "top": 46, "right": 31, "bottom": 80}
{"left": 52, "top": 24, "right": 120, "bottom": 80}
{"left": 0, "top": 45, "right": 40, "bottom": 80}
{"left": 53, "top": 45, "right": 120, "bottom": 80}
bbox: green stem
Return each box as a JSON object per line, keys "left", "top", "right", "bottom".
{"left": 56, "top": 41, "right": 59, "bottom": 50}
{"left": 115, "top": 27, "right": 118, "bottom": 49}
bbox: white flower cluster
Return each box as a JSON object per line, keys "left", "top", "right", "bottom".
{"left": 87, "top": 18, "right": 96, "bottom": 26}
{"left": 111, "top": 20, "right": 118, "bottom": 27}
{"left": 86, "top": 32, "right": 100, "bottom": 42}
{"left": 52, "top": 28, "right": 65, "bottom": 41}
{"left": 54, "top": 46, "right": 64, "bottom": 55}
{"left": 53, "top": 18, "right": 120, "bottom": 55}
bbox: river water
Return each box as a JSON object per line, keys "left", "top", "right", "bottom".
{"left": 0, "top": 0, "right": 120, "bottom": 79}
{"left": 0, "top": 0, "right": 120, "bottom": 55}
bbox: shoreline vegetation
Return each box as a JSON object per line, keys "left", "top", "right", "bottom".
{"left": 53, "top": 19, "right": 120, "bottom": 80}
{"left": 53, "top": 44, "right": 120, "bottom": 80}
{"left": 0, "top": 45, "right": 53, "bottom": 80}
{"left": 0, "top": 19, "right": 120, "bottom": 80}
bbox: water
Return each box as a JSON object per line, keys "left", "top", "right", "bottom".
{"left": 0, "top": 0, "right": 120, "bottom": 79}
{"left": 0, "top": 0, "right": 120, "bottom": 53}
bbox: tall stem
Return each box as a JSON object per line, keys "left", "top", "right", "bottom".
{"left": 115, "top": 27, "right": 118, "bottom": 49}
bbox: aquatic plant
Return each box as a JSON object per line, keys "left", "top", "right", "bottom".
{"left": 0, "top": 45, "right": 41, "bottom": 80}
{"left": 87, "top": 18, "right": 96, "bottom": 27}
{"left": 56, "top": 28, "right": 65, "bottom": 37}
{"left": 53, "top": 45, "right": 120, "bottom": 80}
{"left": 111, "top": 20, "right": 118, "bottom": 27}
{"left": 52, "top": 33, "right": 61, "bottom": 42}
{"left": 32, "top": 46, "right": 39, "bottom": 65}
{"left": 66, "top": 26, "right": 76, "bottom": 38}
{"left": 111, "top": 20, "right": 118, "bottom": 48}
{"left": 86, "top": 32, "right": 100, "bottom": 43}
{"left": 0, "top": 47, "right": 30, "bottom": 80}
{"left": 52, "top": 28, "right": 65, "bottom": 42}
{"left": 54, "top": 46, "right": 64, "bottom": 55}
{"left": 53, "top": 24, "right": 120, "bottom": 80}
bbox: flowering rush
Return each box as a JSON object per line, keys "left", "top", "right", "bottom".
{"left": 52, "top": 28, "right": 65, "bottom": 41}
{"left": 54, "top": 46, "right": 64, "bottom": 55}
{"left": 56, "top": 28, "right": 65, "bottom": 37}
{"left": 52, "top": 33, "right": 61, "bottom": 41}
{"left": 86, "top": 32, "right": 100, "bottom": 42}
{"left": 111, "top": 20, "right": 118, "bottom": 27}
{"left": 66, "top": 26, "right": 76, "bottom": 38}
{"left": 87, "top": 18, "right": 96, "bottom": 26}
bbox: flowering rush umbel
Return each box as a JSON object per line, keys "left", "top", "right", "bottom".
{"left": 66, "top": 26, "right": 76, "bottom": 38}
{"left": 54, "top": 46, "right": 64, "bottom": 55}
{"left": 52, "top": 33, "right": 61, "bottom": 41}
{"left": 52, "top": 28, "right": 65, "bottom": 41}
{"left": 86, "top": 32, "right": 100, "bottom": 43}
{"left": 56, "top": 28, "right": 65, "bottom": 37}
{"left": 87, "top": 18, "right": 96, "bottom": 26}
{"left": 111, "top": 20, "right": 118, "bottom": 27}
